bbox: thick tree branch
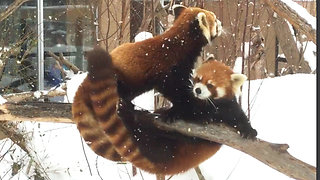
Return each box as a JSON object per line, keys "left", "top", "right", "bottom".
{"left": 0, "top": 102, "right": 72, "bottom": 123}
{"left": 263, "top": 0, "right": 316, "bottom": 44}
{"left": 2, "top": 85, "right": 66, "bottom": 103}
{"left": 149, "top": 117, "right": 315, "bottom": 180}
{"left": 0, "top": 0, "right": 30, "bottom": 23}
{"left": 0, "top": 102, "right": 315, "bottom": 180}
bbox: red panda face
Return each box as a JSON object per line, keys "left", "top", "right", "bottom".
{"left": 195, "top": 10, "right": 222, "bottom": 43}
{"left": 172, "top": 5, "right": 223, "bottom": 43}
{"left": 192, "top": 60, "right": 247, "bottom": 100}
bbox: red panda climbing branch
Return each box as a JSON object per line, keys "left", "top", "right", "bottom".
{"left": 72, "top": 5, "right": 256, "bottom": 175}
{"left": 73, "top": 48, "right": 222, "bottom": 175}
{"left": 191, "top": 59, "right": 257, "bottom": 138}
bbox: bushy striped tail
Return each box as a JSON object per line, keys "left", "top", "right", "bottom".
{"left": 72, "top": 47, "right": 160, "bottom": 172}
{"left": 72, "top": 81, "right": 121, "bottom": 161}
{"left": 72, "top": 47, "right": 121, "bottom": 161}
{"left": 72, "top": 47, "right": 221, "bottom": 175}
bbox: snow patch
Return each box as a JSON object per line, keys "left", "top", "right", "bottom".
{"left": 233, "top": 57, "right": 243, "bottom": 74}
{"left": 33, "top": 91, "right": 42, "bottom": 99}
{"left": 134, "top": 31, "right": 153, "bottom": 42}
{"left": 0, "top": 74, "right": 315, "bottom": 179}
{"left": 0, "top": 95, "right": 7, "bottom": 105}
{"left": 66, "top": 72, "right": 87, "bottom": 103}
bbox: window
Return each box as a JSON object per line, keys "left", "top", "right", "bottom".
{"left": 0, "top": 0, "right": 95, "bottom": 93}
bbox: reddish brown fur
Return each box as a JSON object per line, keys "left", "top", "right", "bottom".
{"left": 73, "top": 48, "right": 221, "bottom": 175}
{"left": 195, "top": 60, "right": 235, "bottom": 99}
{"left": 73, "top": 6, "right": 222, "bottom": 175}
{"left": 110, "top": 7, "right": 219, "bottom": 99}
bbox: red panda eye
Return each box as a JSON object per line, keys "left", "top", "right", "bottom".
{"left": 207, "top": 84, "right": 214, "bottom": 89}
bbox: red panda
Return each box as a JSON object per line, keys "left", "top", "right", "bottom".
{"left": 191, "top": 59, "right": 257, "bottom": 138}
{"left": 73, "top": 48, "right": 221, "bottom": 175}
{"left": 110, "top": 5, "right": 222, "bottom": 104}
{"left": 192, "top": 60, "right": 247, "bottom": 100}
{"left": 72, "top": 5, "right": 256, "bottom": 175}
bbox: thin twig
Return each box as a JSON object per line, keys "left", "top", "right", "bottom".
{"left": 95, "top": 156, "right": 104, "bottom": 180}
{"left": 80, "top": 136, "right": 92, "bottom": 176}
{"left": 47, "top": 51, "right": 79, "bottom": 74}
{"left": 0, "top": 0, "right": 30, "bottom": 22}
{"left": 194, "top": 166, "right": 206, "bottom": 180}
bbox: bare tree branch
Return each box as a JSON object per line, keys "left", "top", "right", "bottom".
{"left": 0, "top": 0, "right": 30, "bottom": 23}
{"left": 194, "top": 166, "right": 206, "bottom": 180}
{"left": 272, "top": 14, "right": 311, "bottom": 73}
{"left": 263, "top": 0, "right": 316, "bottom": 44}
{"left": 0, "top": 121, "right": 30, "bottom": 154}
{"left": 0, "top": 102, "right": 72, "bottom": 123}
{"left": 0, "top": 102, "right": 315, "bottom": 180}
{"left": 47, "top": 51, "right": 80, "bottom": 74}
{"left": 150, "top": 117, "right": 315, "bottom": 180}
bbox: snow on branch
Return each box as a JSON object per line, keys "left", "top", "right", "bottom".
{"left": 263, "top": 0, "right": 316, "bottom": 44}
{"left": 0, "top": 102, "right": 316, "bottom": 180}
{"left": 2, "top": 84, "right": 66, "bottom": 103}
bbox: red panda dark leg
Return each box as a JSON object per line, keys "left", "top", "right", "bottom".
{"left": 212, "top": 98, "right": 257, "bottom": 138}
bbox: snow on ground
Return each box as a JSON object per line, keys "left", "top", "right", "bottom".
{"left": 241, "top": 74, "right": 316, "bottom": 167}
{"left": 0, "top": 73, "right": 316, "bottom": 180}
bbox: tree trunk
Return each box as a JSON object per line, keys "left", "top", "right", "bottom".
{"left": 272, "top": 15, "right": 311, "bottom": 73}
{"left": 263, "top": 0, "right": 316, "bottom": 44}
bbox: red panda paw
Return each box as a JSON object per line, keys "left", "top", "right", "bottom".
{"left": 237, "top": 125, "right": 257, "bottom": 139}
{"left": 155, "top": 107, "right": 186, "bottom": 123}
{"left": 117, "top": 98, "right": 136, "bottom": 120}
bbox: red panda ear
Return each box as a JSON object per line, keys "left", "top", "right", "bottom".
{"left": 205, "top": 54, "right": 215, "bottom": 61}
{"left": 172, "top": 4, "right": 187, "bottom": 20}
{"left": 231, "top": 74, "right": 247, "bottom": 95}
{"left": 196, "top": 12, "right": 211, "bottom": 44}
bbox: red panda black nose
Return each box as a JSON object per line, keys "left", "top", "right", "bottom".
{"left": 195, "top": 88, "right": 201, "bottom": 94}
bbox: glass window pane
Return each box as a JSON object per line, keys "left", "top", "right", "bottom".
{"left": 0, "top": 0, "right": 38, "bottom": 93}
{"left": 0, "top": 0, "right": 96, "bottom": 93}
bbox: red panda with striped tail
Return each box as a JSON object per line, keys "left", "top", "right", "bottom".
{"left": 73, "top": 5, "right": 224, "bottom": 175}
{"left": 73, "top": 48, "right": 222, "bottom": 175}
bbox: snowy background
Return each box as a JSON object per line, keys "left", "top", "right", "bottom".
{"left": 0, "top": 0, "right": 316, "bottom": 178}
{"left": 0, "top": 72, "right": 316, "bottom": 180}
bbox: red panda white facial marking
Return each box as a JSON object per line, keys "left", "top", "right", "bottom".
{"left": 73, "top": 6, "right": 228, "bottom": 175}
{"left": 191, "top": 60, "right": 258, "bottom": 139}
{"left": 193, "top": 82, "right": 212, "bottom": 100}
{"left": 192, "top": 60, "right": 247, "bottom": 100}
